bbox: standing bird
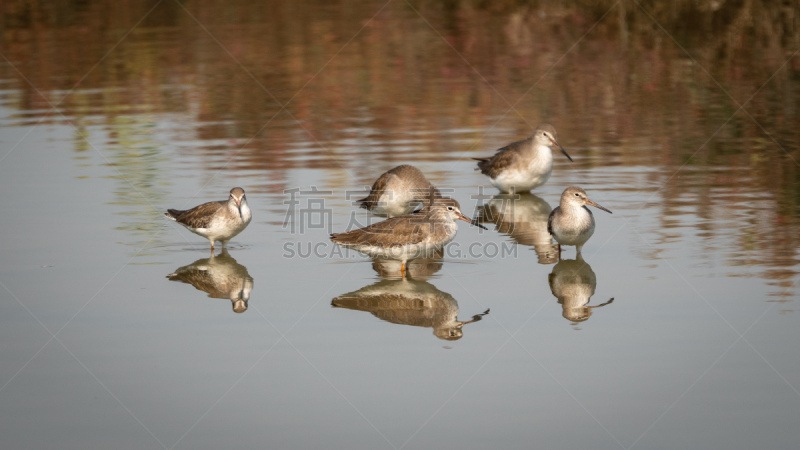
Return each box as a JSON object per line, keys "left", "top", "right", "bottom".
{"left": 165, "top": 187, "right": 252, "bottom": 253}
{"left": 331, "top": 195, "right": 487, "bottom": 276}
{"left": 474, "top": 123, "right": 572, "bottom": 193}
{"left": 357, "top": 164, "right": 440, "bottom": 217}
{"left": 547, "top": 186, "right": 612, "bottom": 256}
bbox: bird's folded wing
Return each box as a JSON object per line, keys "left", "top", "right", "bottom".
{"left": 168, "top": 200, "right": 225, "bottom": 228}
{"left": 331, "top": 216, "right": 429, "bottom": 247}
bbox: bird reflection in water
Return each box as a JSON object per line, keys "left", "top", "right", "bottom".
{"left": 167, "top": 249, "right": 253, "bottom": 313}
{"left": 476, "top": 191, "right": 558, "bottom": 264}
{"left": 332, "top": 266, "right": 489, "bottom": 340}
{"left": 548, "top": 254, "right": 613, "bottom": 324}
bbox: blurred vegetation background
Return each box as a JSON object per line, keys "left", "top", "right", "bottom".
{"left": 1, "top": 0, "right": 799, "bottom": 282}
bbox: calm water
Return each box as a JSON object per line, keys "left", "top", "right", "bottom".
{"left": 1, "top": 1, "right": 800, "bottom": 449}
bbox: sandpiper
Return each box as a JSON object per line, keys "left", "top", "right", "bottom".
{"left": 165, "top": 187, "right": 252, "bottom": 252}
{"left": 357, "top": 164, "right": 441, "bottom": 217}
{"left": 474, "top": 123, "right": 572, "bottom": 193}
{"left": 331, "top": 194, "right": 487, "bottom": 276}
{"left": 547, "top": 186, "right": 611, "bottom": 256}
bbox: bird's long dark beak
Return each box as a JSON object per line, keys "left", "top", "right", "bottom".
{"left": 237, "top": 196, "right": 244, "bottom": 219}
{"left": 553, "top": 139, "right": 573, "bottom": 162}
{"left": 457, "top": 308, "right": 491, "bottom": 325}
{"left": 586, "top": 199, "right": 612, "bottom": 214}
{"left": 457, "top": 212, "right": 488, "bottom": 230}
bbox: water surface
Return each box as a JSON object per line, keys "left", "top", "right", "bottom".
{"left": 1, "top": 1, "right": 799, "bottom": 449}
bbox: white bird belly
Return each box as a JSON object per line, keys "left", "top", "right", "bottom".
{"left": 554, "top": 221, "right": 595, "bottom": 246}
{"left": 188, "top": 206, "right": 251, "bottom": 243}
{"left": 491, "top": 158, "right": 553, "bottom": 192}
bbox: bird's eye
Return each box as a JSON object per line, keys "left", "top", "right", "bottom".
{"left": 447, "top": 206, "right": 454, "bottom": 211}
{"left": 574, "top": 192, "right": 580, "bottom": 196}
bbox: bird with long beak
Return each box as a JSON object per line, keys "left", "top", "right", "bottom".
{"left": 331, "top": 189, "right": 487, "bottom": 277}
{"left": 474, "top": 123, "right": 573, "bottom": 193}
{"left": 547, "top": 186, "right": 611, "bottom": 257}
{"left": 165, "top": 187, "right": 252, "bottom": 253}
